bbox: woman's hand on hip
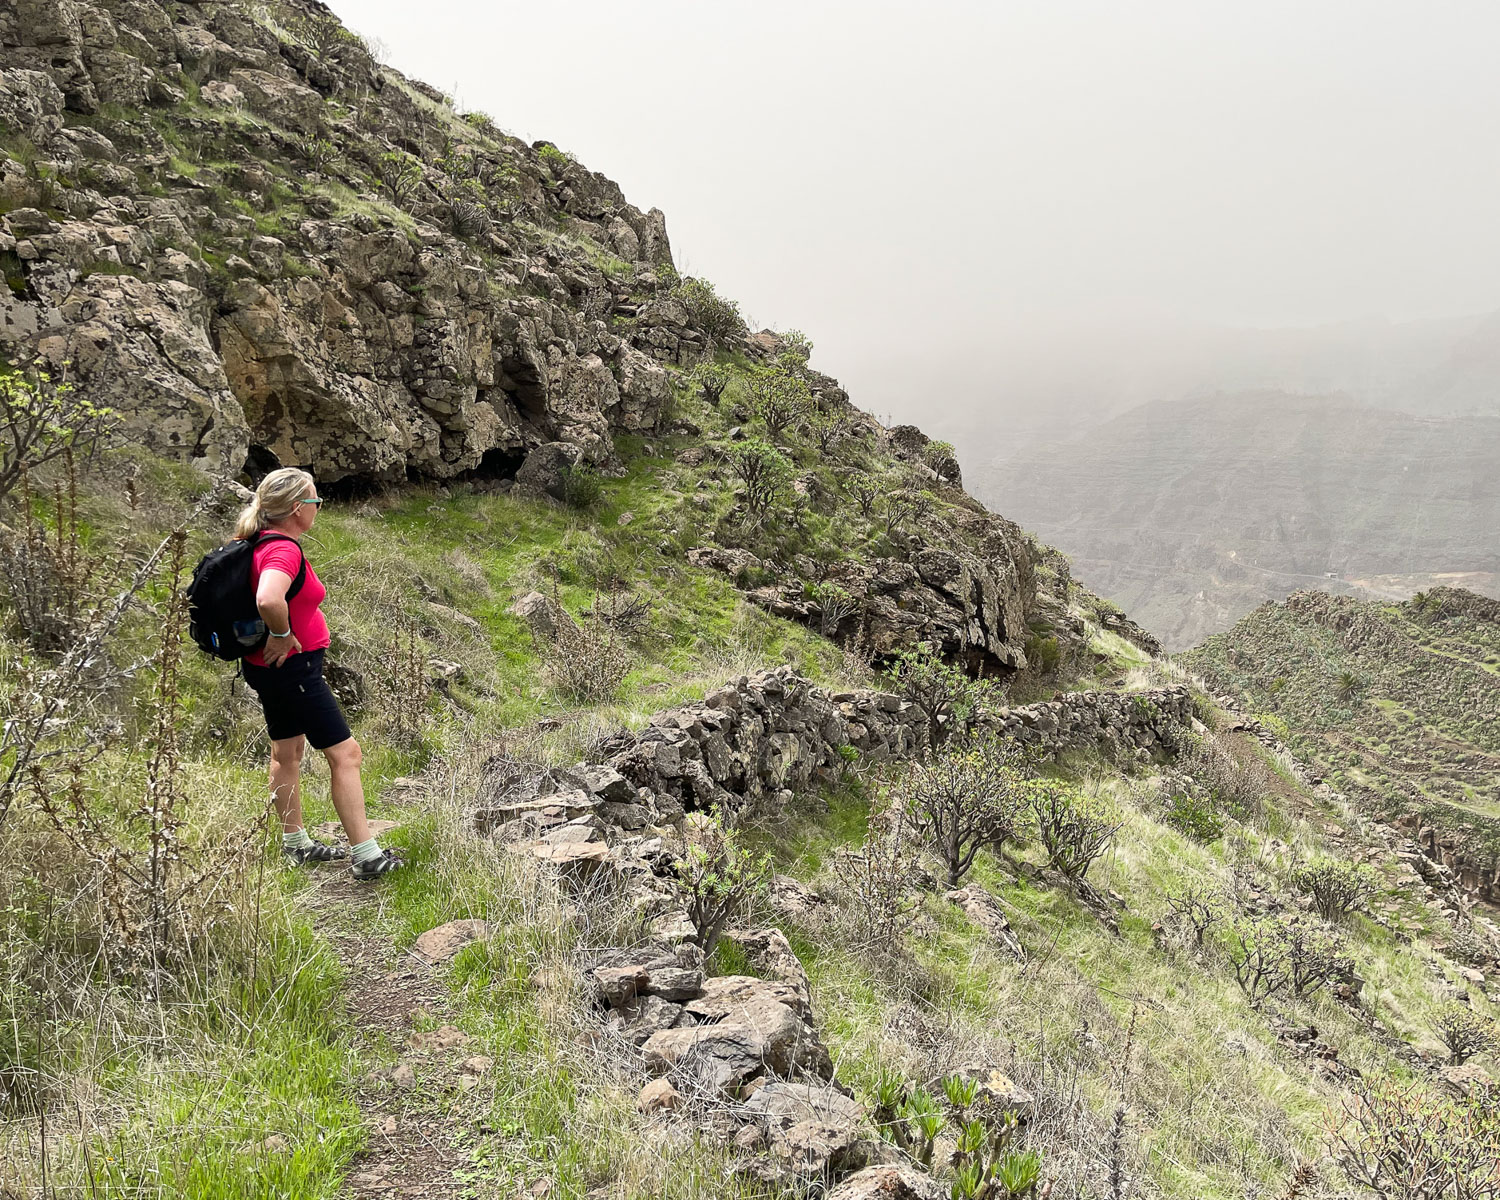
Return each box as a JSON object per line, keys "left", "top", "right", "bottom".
{"left": 263, "top": 631, "right": 303, "bottom": 667}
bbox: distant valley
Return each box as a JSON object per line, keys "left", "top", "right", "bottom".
{"left": 975, "top": 391, "right": 1500, "bottom": 650}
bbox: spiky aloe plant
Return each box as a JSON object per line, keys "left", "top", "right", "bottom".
{"left": 995, "top": 1149, "right": 1043, "bottom": 1197}
{"left": 901, "top": 1089, "right": 944, "bottom": 1167}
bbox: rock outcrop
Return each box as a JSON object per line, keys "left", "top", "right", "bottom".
{"left": 0, "top": 0, "right": 685, "bottom": 480}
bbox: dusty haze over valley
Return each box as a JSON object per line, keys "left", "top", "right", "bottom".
{"left": 337, "top": 0, "right": 1500, "bottom": 645}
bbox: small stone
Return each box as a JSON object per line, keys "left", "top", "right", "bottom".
{"left": 638, "top": 1078, "right": 680, "bottom": 1114}
{"left": 733, "top": 1124, "right": 765, "bottom": 1151}
{"left": 413, "top": 919, "right": 491, "bottom": 964}
{"left": 459, "top": 1055, "right": 495, "bottom": 1076}
{"left": 378, "top": 1115, "right": 398, "bottom": 1136}
{"left": 409, "top": 1024, "right": 468, "bottom": 1051}
{"left": 391, "top": 1063, "right": 417, "bottom": 1090}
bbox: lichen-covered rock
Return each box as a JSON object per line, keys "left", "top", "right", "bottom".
{"left": 826, "top": 1165, "right": 947, "bottom": 1200}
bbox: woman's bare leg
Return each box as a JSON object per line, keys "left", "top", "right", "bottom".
{"left": 323, "top": 737, "right": 371, "bottom": 846}
{"left": 269, "top": 735, "right": 307, "bottom": 832}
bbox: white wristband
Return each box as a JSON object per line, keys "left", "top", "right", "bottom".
{"left": 269, "top": 629, "right": 292, "bottom": 638}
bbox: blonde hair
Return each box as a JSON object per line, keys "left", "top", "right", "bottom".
{"left": 234, "top": 467, "right": 316, "bottom": 539}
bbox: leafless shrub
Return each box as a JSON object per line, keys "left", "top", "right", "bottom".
{"left": 1161, "top": 884, "right": 1226, "bottom": 950}
{"left": 586, "top": 588, "right": 653, "bottom": 640}
{"left": 1, "top": 455, "right": 114, "bottom": 653}
{"left": 830, "top": 803, "right": 920, "bottom": 953}
{"left": 16, "top": 533, "right": 265, "bottom": 986}
{"left": 544, "top": 603, "right": 633, "bottom": 703}
{"left": 1177, "top": 729, "right": 1274, "bottom": 822}
{"left": 372, "top": 615, "right": 430, "bottom": 748}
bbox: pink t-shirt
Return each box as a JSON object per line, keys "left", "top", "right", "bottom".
{"left": 245, "top": 536, "right": 330, "bottom": 667}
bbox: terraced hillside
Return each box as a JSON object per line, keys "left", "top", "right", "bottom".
{"left": 1183, "top": 588, "right": 1500, "bottom": 897}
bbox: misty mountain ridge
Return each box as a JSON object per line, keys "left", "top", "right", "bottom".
{"left": 979, "top": 390, "right": 1500, "bottom": 650}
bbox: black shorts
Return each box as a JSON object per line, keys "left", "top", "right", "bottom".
{"left": 241, "top": 649, "right": 353, "bottom": 750}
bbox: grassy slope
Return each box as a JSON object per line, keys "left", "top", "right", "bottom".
{"left": 7, "top": 452, "right": 1499, "bottom": 1199}
{"left": 1182, "top": 595, "right": 1500, "bottom": 853}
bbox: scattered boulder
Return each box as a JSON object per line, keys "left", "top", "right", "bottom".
{"left": 412, "top": 920, "right": 491, "bottom": 965}
{"left": 945, "top": 887, "right": 1025, "bottom": 962}
{"left": 638, "top": 1078, "right": 681, "bottom": 1114}
{"left": 826, "top": 1165, "right": 948, "bottom": 1200}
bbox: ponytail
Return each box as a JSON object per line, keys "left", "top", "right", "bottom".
{"left": 233, "top": 494, "right": 265, "bottom": 540}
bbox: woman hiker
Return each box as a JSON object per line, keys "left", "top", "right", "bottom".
{"left": 233, "top": 467, "right": 405, "bottom": 881}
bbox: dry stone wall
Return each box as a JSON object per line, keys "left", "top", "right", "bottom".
{"left": 473, "top": 666, "right": 1196, "bottom": 838}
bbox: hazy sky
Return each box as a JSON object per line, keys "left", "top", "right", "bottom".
{"left": 333, "top": 1, "right": 1500, "bottom": 431}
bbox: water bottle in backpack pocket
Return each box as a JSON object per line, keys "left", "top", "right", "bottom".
{"left": 186, "top": 531, "right": 306, "bottom": 661}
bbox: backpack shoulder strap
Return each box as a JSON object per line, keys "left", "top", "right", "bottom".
{"left": 252, "top": 531, "right": 309, "bottom": 600}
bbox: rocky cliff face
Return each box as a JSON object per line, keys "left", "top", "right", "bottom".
{"left": 1, "top": 0, "right": 687, "bottom": 480}
{"left": 0, "top": 0, "right": 1102, "bottom": 676}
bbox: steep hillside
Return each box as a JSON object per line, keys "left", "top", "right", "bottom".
{"left": 1183, "top": 588, "right": 1500, "bottom": 899}
{"left": 3, "top": 4, "right": 1500, "bottom": 1200}
{"left": 979, "top": 392, "right": 1500, "bottom": 650}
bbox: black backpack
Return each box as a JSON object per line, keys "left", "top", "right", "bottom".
{"left": 187, "top": 531, "right": 307, "bottom": 661}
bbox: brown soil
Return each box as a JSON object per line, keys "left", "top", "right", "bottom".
{"left": 304, "top": 870, "right": 480, "bottom": 1199}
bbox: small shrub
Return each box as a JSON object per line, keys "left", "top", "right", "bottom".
{"left": 923, "top": 439, "right": 961, "bottom": 485}
{"left": 1024, "top": 632, "right": 1062, "bottom": 675}
{"left": 1176, "top": 731, "right": 1272, "bottom": 822}
{"left": 1225, "top": 914, "right": 1347, "bottom": 1005}
{"left": 726, "top": 439, "right": 793, "bottom": 524}
{"left": 557, "top": 462, "right": 604, "bottom": 509}
{"left": 747, "top": 363, "right": 813, "bottom": 440}
{"left": 1027, "top": 781, "right": 1121, "bottom": 882}
{"left": 693, "top": 362, "right": 731, "bottom": 405}
{"left": 844, "top": 473, "right": 881, "bottom": 517}
{"left": 536, "top": 142, "right": 573, "bottom": 170}
{"left": 1329, "top": 1076, "right": 1500, "bottom": 1198}
{"left": 543, "top": 600, "right": 633, "bottom": 703}
{"left": 376, "top": 150, "right": 422, "bottom": 207}
{"left": 1435, "top": 1004, "right": 1497, "bottom": 1066}
{"left": 900, "top": 735, "right": 1029, "bottom": 888}
{"left": 1291, "top": 857, "right": 1379, "bottom": 921}
{"left": 1162, "top": 791, "right": 1225, "bottom": 842}
{"left": 675, "top": 276, "right": 746, "bottom": 347}
{"left": 830, "top": 803, "right": 920, "bottom": 953}
{"left": 808, "top": 579, "right": 860, "bottom": 639}
{"left": 672, "top": 812, "right": 773, "bottom": 955}
{"left": 1, "top": 365, "right": 117, "bottom": 510}
{"left": 777, "top": 328, "right": 813, "bottom": 364}
{"left": 806, "top": 406, "right": 853, "bottom": 454}
{"left": 883, "top": 641, "right": 997, "bottom": 749}
{"left": 1161, "top": 884, "right": 1226, "bottom": 948}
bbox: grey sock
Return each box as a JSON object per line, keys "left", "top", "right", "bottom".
{"left": 283, "top": 828, "right": 313, "bottom": 851}
{"left": 349, "top": 837, "right": 383, "bottom": 866}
